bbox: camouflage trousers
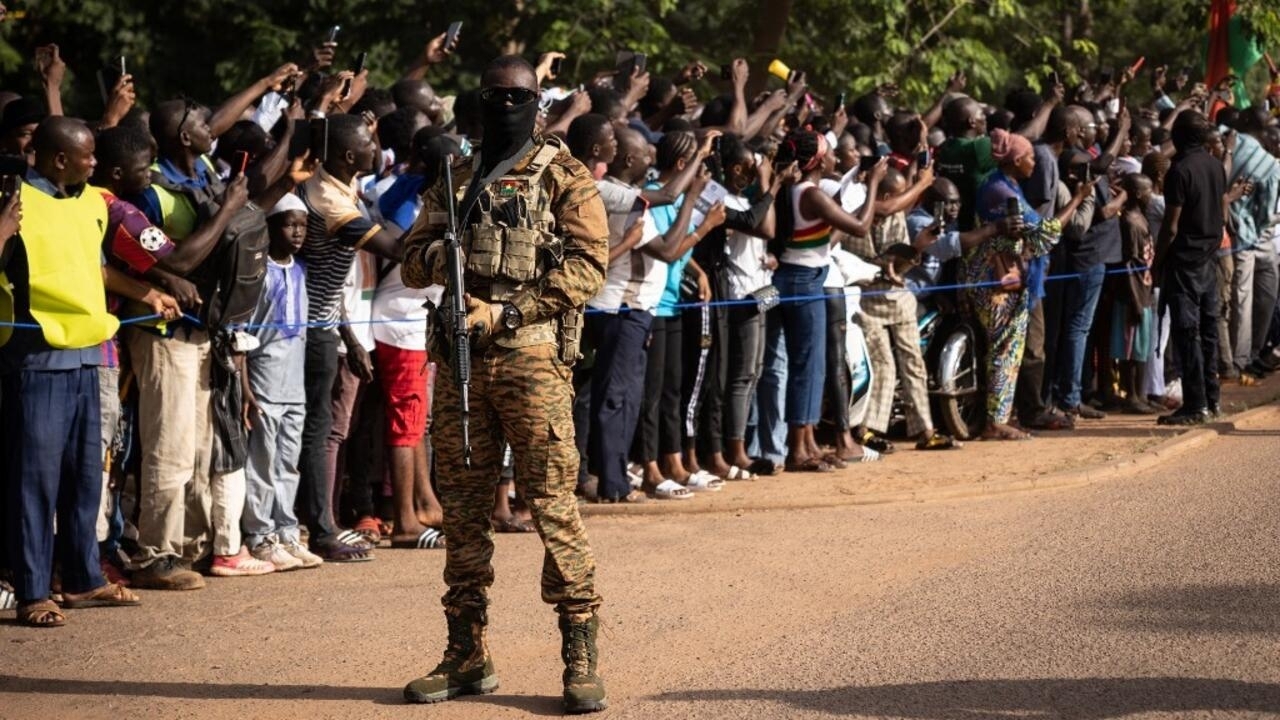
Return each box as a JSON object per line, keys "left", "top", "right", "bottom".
{"left": 431, "top": 342, "right": 601, "bottom": 620}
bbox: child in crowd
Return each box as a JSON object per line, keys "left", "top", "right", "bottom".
{"left": 243, "top": 194, "right": 324, "bottom": 571}
{"left": 1113, "top": 173, "right": 1160, "bottom": 414}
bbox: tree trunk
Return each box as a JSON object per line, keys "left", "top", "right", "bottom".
{"left": 1078, "top": 0, "right": 1093, "bottom": 41}
{"left": 747, "top": 0, "right": 793, "bottom": 97}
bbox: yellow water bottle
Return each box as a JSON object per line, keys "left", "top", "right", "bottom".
{"left": 768, "top": 59, "right": 792, "bottom": 82}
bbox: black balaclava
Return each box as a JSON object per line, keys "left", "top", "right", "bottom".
{"left": 479, "top": 95, "right": 538, "bottom": 172}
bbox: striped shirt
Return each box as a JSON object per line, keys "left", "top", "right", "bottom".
{"left": 295, "top": 167, "right": 382, "bottom": 331}
{"left": 780, "top": 181, "right": 833, "bottom": 268}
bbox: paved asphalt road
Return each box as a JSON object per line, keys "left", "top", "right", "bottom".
{"left": 2, "top": 419, "right": 1278, "bottom": 719}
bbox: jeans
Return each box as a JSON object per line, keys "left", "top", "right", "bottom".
{"left": 748, "top": 309, "right": 789, "bottom": 465}
{"left": 2, "top": 367, "right": 105, "bottom": 603}
{"left": 1052, "top": 262, "right": 1105, "bottom": 410}
{"left": 1167, "top": 262, "right": 1221, "bottom": 413}
{"left": 300, "top": 331, "right": 340, "bottom": 544}
{"left": 773, "top": 263, "right": 828, "bottom": 425}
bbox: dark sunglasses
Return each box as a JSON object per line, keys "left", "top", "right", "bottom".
{"left": 479, "top": 87, "right": 539, "bottom": 106}
{"left": 176, "top": 96, "right": 198, "bottom": 134}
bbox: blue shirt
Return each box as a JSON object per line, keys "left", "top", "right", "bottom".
{"left": 125, "top": 155, "right": 217, "bottom": 233}
{"left": 905, "top": 207, "right": 963, "bottom": 288}
{"left": 378, "top": 173, "right": 427, "bottom": 231}
{"left": 646, "top": 184, "right": 695, "bottom": 318}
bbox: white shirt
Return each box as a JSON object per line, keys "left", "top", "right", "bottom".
{"left": 338, "top": 251, "right": 378, "bottom": 354}
{"left": 589, "top": 177, "right": 663, "bottom": 312}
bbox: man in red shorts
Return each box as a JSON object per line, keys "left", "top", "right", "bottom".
{"left": 371, "top": 127, "right": 456, "bottom": 549}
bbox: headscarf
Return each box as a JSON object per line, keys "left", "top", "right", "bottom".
{"left": 989, "top": 128, "right": 1032, "bottom": 165}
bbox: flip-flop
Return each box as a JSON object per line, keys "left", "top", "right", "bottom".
{"left": 353, "top": 516, "right": 383, "bottom": 544}
{"left": 390, "top": 528, "right": 446, "bottom": 549}
{"left": 17, "top": 599, "right": 65, "bottom": 628}
{"left": 595, "top": 489, "right": 648, "bottom": 504}
{"left": 647, "top": 479, "right": 695, "bottom": 500}
{"left": 684, "top": 471, "right": 725, "bottom": 492}
{"left": 336, "top": 529, "right": 376, "bottom": 551}
{"left": 314, "top": 539, "right": 374, "bottom": 563}
{"left": 493, "top": 516, "right": 537, "bottom": 533}
{"left": 725, "top": 465, "right": 757, "bottom": 481}
{"left": 747, "top": 458, "right": 778, "bottom": 476}
{"left": 60, "top": 582, "right": 140, "bottom": 609}
{"left": 784, "top": 457, "right": 834, "bottom": 473}
{"left": 915, "top": 432, "right": 962, "bottom": 451}
{"left": 1, "top": 580, "right": 15, "bottom": 611}
{"left": 859, "top": 431, "right": 896, "bottom": 455}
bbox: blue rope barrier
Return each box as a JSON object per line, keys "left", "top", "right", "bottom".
{"left": 0, "top": 263, "right": 1162, "bottom": 332}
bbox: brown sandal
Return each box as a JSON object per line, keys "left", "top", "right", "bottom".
{"left": 60, "top": 582, "right": 141, "bottom": 609}
{"left": 784, "top": 457, "right": 834, "bottom": 473}
{"left": 18, "top": 599, "right": 66, "bottom": 627}
{"left": 982, "top": 424, "right": 1032, "bottom": 441}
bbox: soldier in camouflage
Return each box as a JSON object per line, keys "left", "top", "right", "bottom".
{"left": 399, "top": 55, "right": 610, "bottom": 715}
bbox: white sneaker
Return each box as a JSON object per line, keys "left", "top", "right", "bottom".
{"left": 252, "top": 536, "right": 304, "bottom": 572}
{"left": 281, "top": 539, "right": 324, "bottom": 569}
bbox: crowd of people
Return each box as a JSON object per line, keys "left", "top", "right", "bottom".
{"left": 1, "top": 23, "right": 1279, "bottom": 632}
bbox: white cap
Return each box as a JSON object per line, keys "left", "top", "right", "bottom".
{"left": 269, "top": 193, "right": 306, "bottom": 217}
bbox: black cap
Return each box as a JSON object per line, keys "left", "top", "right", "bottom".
{"left": 0, "top": 97, "right": 45, "bottom": 136}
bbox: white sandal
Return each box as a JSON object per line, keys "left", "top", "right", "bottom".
{"left": 725, "top": 465, "right": 757, "bottom": 481}
{"left": 684, "top": 471, "right": 725, "bottom": 492}
{"left": 648, "top": 479, "right": 695, "bottom": 500}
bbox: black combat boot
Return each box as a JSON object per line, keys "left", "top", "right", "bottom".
{"left": 560, "top": 614, "right": 607, "bottom": 714}
{"left": 403, "top": 606, "right": 498, "bottom": 703}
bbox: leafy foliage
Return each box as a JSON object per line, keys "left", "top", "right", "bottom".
{"left": 0, "top": 0, "right": 1271, "bottom": 119}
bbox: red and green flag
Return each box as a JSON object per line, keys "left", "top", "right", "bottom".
{"left": 1206, "top": 0, "right": 1265, "bottom": 109}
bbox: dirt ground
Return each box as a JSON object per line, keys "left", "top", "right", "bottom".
{"left": 1, "top": 382, "right": 1277, "bottom": 720}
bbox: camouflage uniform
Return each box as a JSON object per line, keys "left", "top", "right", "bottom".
{"left": 401, "top": 136, "right": 608, "bottom": 620}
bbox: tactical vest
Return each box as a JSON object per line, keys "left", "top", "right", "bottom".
{"left": 455, "top": 137, "right": 582, "bottom": 359}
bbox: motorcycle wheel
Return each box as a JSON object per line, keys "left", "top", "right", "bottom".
{"left": 934, "top": 324, "right": 986, "bottom": 441}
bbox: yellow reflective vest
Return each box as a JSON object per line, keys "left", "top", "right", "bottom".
{"left": 6, "top": 181, "right": 119, "bottom": 349}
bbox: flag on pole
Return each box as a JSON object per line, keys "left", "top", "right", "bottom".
{"left": 1206, "top": 0, "right": 1264, "bottom": 109}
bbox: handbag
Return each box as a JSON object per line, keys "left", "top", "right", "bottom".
{"left": 748, "top": 285, "right": 781, "bottom": 313}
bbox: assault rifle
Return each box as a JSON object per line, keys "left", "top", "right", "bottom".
{"left": 442, "top": 155, "right": 472, "bottom": 468}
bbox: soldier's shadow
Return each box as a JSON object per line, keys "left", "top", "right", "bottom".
{"left": 0, "top": 674, "right": 565, "bottom": 714}
{"left": 655, "top": 677, "right": 1280, "bottom": 718}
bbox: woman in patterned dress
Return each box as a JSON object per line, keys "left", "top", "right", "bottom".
{"left": 963, "top": 130, "right": 1063, "bottom": 441}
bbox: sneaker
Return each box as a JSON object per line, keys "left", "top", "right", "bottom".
{"left": 1157, "top": 410, "right": 1208, "bottom": 426}
{"left": 281, "top": 539, "right": 324, "bottom": 569}
{"left": 252, "top": 536, "right": 304, "bottom": 572}
{"left": 131, "top": 556, "right": 206, "bottom": 591}
{"left": 1065, "top": 404, "right": 1107, "bottom": 420}
{"left": 210, "top": 548, "right": 276, "bottom": 577}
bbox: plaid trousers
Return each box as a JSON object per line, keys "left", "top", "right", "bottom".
{"left": 860, "top": 311, "right": 933, "bottom": 437}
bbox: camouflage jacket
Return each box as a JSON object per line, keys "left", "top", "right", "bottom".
{"left": 400, "top": 136, "right": 609, "bottom": 326}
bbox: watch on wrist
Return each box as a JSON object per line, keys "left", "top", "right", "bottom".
{"left": 501, "top": 303, "right": 523, "bottom": 331}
